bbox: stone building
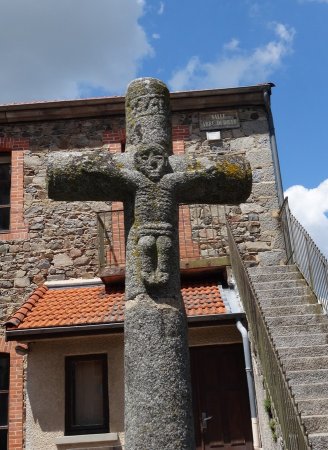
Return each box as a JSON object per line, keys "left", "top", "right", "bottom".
{"left": 1, "top": 83, "right": 328, "bottom": 449}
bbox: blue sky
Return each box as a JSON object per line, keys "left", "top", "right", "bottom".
{"left": 1, "top": 0, "right": 327, "bottom": 254}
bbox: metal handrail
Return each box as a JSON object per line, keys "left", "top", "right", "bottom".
{"left": 226, "top": 220, "right": 310, "bottom": 450}
{"left": 279, "top": 197, "right": 328, "bottom": 313}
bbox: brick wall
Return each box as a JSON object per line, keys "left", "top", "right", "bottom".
{"left": 0, "top": 337, "right": 24, "bottom": 450}
{"left": 103, "top": 129, "right": 126, "bottom": 153}
{"left": 172, "top": 125, "right": 189, "bottom": 154}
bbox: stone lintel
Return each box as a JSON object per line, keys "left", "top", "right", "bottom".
{"left": 180, "top": 256, "right": 230, "bottom": 270}
{"left": 55, "top": 432, "right": 119, "bottom": 445}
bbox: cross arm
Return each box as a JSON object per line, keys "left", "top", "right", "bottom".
{"left": 169, "top": 154, "right": 252, "bottom": 204}
{"left": 47, "top": 150, "right": 134, "bottom": 202}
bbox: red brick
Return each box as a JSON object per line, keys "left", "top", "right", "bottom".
{"left": 0, "top": 140, "right": 29, "bottom": 241}
{"left": 0, "top": 340, "right": 24, "bottom": 450}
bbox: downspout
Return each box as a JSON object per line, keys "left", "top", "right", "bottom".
{"left": 236, "top": 320, "right": 261, "bottom": 450}
{"left": 264, "top": 88, "right": 284, "bottom": 207}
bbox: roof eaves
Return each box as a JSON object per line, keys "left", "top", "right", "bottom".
{"left": 5, "top": 311, "right": 245, "bottom": 342}
{"left": 0, "top": 83, "right": 274, "bottom": 124}
{"left": 188, "top": 312, "right": 245, "bottom": 323}
{"left": 5, "top": 321, "right": 124, "bottom": 341}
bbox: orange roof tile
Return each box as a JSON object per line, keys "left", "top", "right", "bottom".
{"left": 6, "top": 279, "right": 225, "bottom": 331}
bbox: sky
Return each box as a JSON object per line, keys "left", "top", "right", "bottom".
{"left": 1, "top": 0, "right": 327, "bottom": 255}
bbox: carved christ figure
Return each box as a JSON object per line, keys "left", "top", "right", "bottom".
{"left": 48, "top": 140, "right": 251, "bottom": 298}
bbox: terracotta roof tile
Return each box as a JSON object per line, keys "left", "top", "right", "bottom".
{"left": 6, "top": 279, "right": 226, "bottom": 330}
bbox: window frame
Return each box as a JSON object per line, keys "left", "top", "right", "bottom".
{"left": 0, "top": 353, "right": 10, "bottom": 449}
{"left": 0, "top": 152, "right": 11, "bottom": 232}
{"left": 65, "top": 353, "right": 109, "bottom": 436}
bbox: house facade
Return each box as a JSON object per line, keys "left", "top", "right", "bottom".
{"left": 2, "top": 83, "right": 326, "bottom": 449}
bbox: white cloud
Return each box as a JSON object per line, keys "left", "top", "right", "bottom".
{"left": 223, "top": 38, "right": 240, "bottom": 52}
{"left": 152, "top": 33, "right": 161, "bottom": 39}
{"left": 158, "top": 2, "right": 165, "bottom": 14}
{"left": 169, "top": 23, "right": 295, "bottom": 91}
{"left": 246, "top": 1, "right": 261, "bottom": 17}
{"left": 0, "top": 0, "right": 153, "bottom": 103}
{"left": 285, "top": 179, "right": 328, "bottom": 257}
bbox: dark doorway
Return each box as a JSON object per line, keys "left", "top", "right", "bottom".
{"left": 190, "top": 344, "right": 253, "bottom": 450}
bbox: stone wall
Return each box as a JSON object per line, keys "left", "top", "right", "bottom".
{"left": 176, "top": 107, "right": 285, "bottom": 267}
{"left": 0, "top": 104, "right": 285, "bottom": 325}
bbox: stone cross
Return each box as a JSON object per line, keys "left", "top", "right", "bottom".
{"left": 47, "top": 78, "right": 251, "bottom": 450}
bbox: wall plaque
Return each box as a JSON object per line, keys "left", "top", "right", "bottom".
{"left": 200, "top": 111, "right": 240, "bottom": 130}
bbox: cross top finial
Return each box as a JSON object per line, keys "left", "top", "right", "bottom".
{"left": 125, "top": 77, "right": 172, "bottom": 155}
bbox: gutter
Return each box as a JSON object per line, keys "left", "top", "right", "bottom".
{"left": 263, "top": 89, "right": 284, "bottom": 207}
{"left": 5, "top": 321, "right": 124, "bottom": 341}
{"left": 5, "top": 312, "right": 245, "bottom": 341}
{"left": 236, "top": 320, "right": 262, "bottom": 450}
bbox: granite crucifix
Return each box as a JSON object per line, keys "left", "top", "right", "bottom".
{"left": 47, "top": 78, "right": 252, "bottom": 450}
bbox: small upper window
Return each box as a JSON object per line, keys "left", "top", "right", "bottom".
{"left": 65, "top": 354, "right": 109, "bottom": 436}
{"left": 0, "top": 153, "right": 11, "bottom": 231}
{"left": 0, "top": 353, "right": 10, "bottom": 449}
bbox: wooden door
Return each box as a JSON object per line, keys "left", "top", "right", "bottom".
{"left": 190, "top": 344, "right": 253, "bottom": 450}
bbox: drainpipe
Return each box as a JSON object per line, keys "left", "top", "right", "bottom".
{"left": 263, "top": 88, "right": 284, "bottom": 207}
{"left": 236, "top": 320, "right": 261, "bottom": 450}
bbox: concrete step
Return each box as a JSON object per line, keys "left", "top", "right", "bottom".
{"left": 302, "top": 415, "right": 328, "bottom": 434}
{"left": 248, "top": 265, "right": 298, "bottom": 275}
{"left": 287, "top": 369, "right": 328, "bottom": 386}
{"left": 297, "top": 398, "right": 328, "bottom": 416}
{"left": 271, "top": 323, "right": 328, "bottom": 336}
{"left": 253, "top": 279, "right": 307, "bottom": 291}
{"left": 257, "top": 286, "right": 312, "bottom": 300}
{"left": 263, "top": 303, "right": 322, "bottom": 317}
{"left": 250, "top": 271, "right": 303, "bottom": 283}
{"left": 283, "top": 356, "right": 328, "bottom": 371}
{"left": 278, "top": 345, "right": 328, "bottom": 359}
{"left": 292, "top": 382, "right": 328, "bottom": 400}
{"left": 308, "top": 432, "right": 328, "bottom": 450}
{"left": 275, "top": 333, "right": 328, "bottom": 348}
{"left": 266, "top": 313, "right": 326, "bottom": 327}
{"left": 257, "top": 294, "right": 317, "bottom": 308}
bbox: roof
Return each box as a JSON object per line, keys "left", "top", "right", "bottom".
{"left": 5, "top": 278, "right": 228, "bottom": 337}
{"left": 0, "top": 83, "right": 273, "bottom": 124}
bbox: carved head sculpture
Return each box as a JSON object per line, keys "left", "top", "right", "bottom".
{"left": 134, "top": 144, "right": 169, "bottom": 181}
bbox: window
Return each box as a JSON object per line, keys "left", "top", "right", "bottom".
{"left": 0, "top": 353, "right": 10, "bottom": 449}
{"left": 65, "top": 354, "right": 109, "bottom": 436}
{"left": 0, "top": 153, "right": 11, "bottom": 231}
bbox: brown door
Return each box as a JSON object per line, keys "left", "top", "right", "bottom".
{"left": 190, "top": 344, "right": 253, "bottom": 450}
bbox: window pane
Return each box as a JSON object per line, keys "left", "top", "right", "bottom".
{"left": 0, "top": 207, "right": 10, "bottom": 231}
{"left": 73, "top": 359, "right": 104, "bottom": 427}
{"left": 0, "top": 394, "right": 8, "bottom": 427}
{"left": 0, "top": 429, "right": 8, "bottom": 450}
{"left": 0, "top": 354, "right": 9, "bottom": 390}
{"left": 0, "top": 162, "right": 11, "bottom": 206}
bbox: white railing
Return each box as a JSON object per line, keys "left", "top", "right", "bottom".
{"left": 280, "top": 197, "right": 328, "bottom": 313}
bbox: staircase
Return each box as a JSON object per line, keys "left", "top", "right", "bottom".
{"left": 248, "top": 264, "right": 328, "bottom": 450}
